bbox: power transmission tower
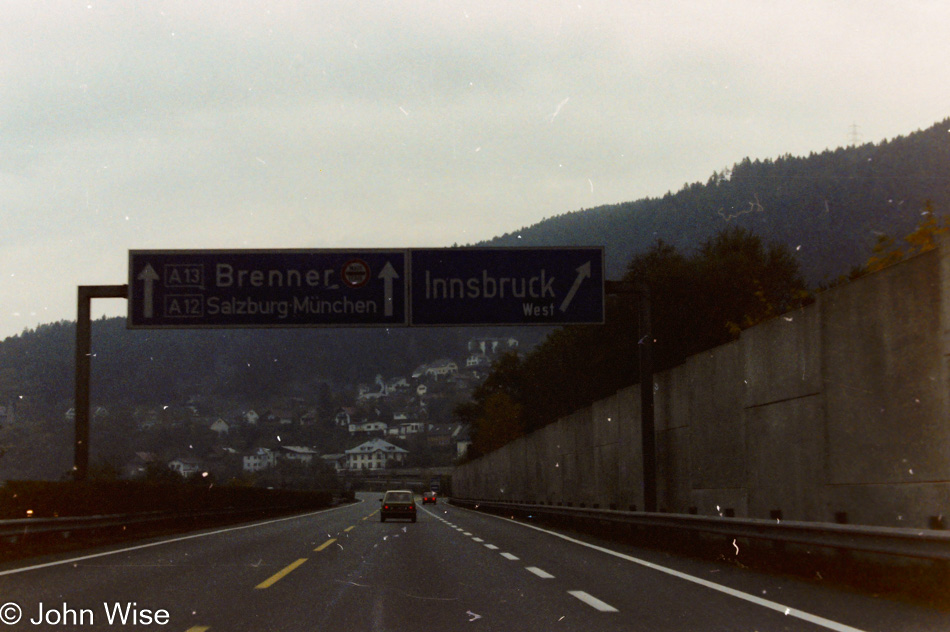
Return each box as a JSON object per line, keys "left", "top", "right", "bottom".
{"left": 847, "top": 123, "right": 862, "bottom": 146}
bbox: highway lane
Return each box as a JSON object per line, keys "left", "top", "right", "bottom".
{"left": 0, "top": 499, "right": 370, "bottom": 631}
{"left": 0, "top": 493, "right": 947, "bottom": 631}
{"left": 428, "top": 502, "right": 950, "bottom": 631}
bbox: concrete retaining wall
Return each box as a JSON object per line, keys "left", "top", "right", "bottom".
{"left": 453, "top": 236, "right": 950, "bottom": 529}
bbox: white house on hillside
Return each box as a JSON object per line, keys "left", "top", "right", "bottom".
{"left": 168, "top": 457, "right": 203, "bottom": 478}
{"left": 348, "top": 420, "right": 388, "bottom": 436}
{"left": 425, "top": 359, "right": 458, "bottom": 379}
{"left": 345, "top": 438, "right": 408, "bottom": 471}
{"left": 387, "top": 421, "right": 425, "bottom": 438}
{"left": 243, "top": 447, "right": 277, "bottom": 472}
{"left": 468, "top": 336, "right": 518, "bottom": 354}
{"left": 334, "top": 407, "right": 356, "bottom": 427}
{"left": 280, "top": 445, "right": 319, "bottom": 464}
{"left": 411, "top": 359, "right": 459, "bottom": 381}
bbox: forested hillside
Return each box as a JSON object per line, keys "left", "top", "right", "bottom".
{"left": 483, "top": 118, "right": 950, "bottom": 285}
{"left": 0, "top": 320, "right": 533, "bottom": 420}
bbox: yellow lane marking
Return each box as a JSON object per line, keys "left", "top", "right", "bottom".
{"left": 255, "top": 558, "right": 308, "bottom": 589}
{"left": 184, "top": 628, "right": 210, "bottom": 632}
{"left": 344, "top": 526, "right": 355, "bottom": 532}
{"left": 314, "top": 538, "right": 338, "bottom": 552}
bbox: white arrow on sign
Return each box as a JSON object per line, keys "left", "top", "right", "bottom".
{"left": 378, "top": 261, "right": 399, "bottom": 317}
{"left": 559, "top": 261, "right": 591, "bottom": 313}
{"left": 137, "top": 264, "right": 160, "bottom": 318}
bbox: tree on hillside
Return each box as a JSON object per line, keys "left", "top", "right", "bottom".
{"left": 469, "top": 392, "right": 524, "bottom": 457}
{"left": 625, "top": 239, "right": 702, "bottom": 369}
{"left": 864, "top": 202, "right": 949, "bottom": 273}
{"left": 623, "top": 228, "right": 808, "bottom": 369}
{"left": 456, "top": 352, "right": 528, "bottom": 457}
{"left": 820, "top": 203, "right": 950, "bottom": 289}
{"left": 691, "top": 226, "right": 808, "bottom": 340}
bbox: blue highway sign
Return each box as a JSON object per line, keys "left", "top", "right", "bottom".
{"left": 410, "top": 247, "right": 604, "bottom": 326}
{"left": 128, "top": 250, "right": 408, "bottom": 328}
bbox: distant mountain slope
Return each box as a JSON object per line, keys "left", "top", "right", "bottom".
{"left": 0, "top": 319, "right": 540, "bottom": 415}
{"left": 2, "top": 118, "right": 947, "bottom": 431}
{"left": 481, "top": 118, "right": 950, "bottom": 284}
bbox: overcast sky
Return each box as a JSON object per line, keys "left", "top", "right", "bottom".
{"left": 2, "top": 1, "right": 949, "bottom": 340}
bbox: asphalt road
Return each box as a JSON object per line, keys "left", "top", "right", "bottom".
{"left": 0, "top": 493, "right": 947, "bottom": 631}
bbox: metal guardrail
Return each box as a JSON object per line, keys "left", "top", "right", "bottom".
{"left": 0, "top": 511, "right": 169, "bottom": 539}
{"left": 0, "top": 504, "right": 326, "bottom": 541}
{"left": 450, "top": 498, "right": 950, "bottom": 561}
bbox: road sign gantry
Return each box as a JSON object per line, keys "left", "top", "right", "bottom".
{"left": 81, "top": 247, "right": 608, "bottom": 481}
{"left": 128, "top": 247, "right": 604, "bottom": 329}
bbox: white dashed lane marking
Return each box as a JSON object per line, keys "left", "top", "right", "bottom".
{"left": 568, "top": 591, "right": 619, "bottom": 612}
{"left": 433, "top": 508, "right": 615, "bottom": 615}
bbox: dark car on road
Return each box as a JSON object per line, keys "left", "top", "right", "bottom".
{"left": 380, "top": 490, "right": 416, "bottom": 522}
{"left": 422, "top": 490, "right": 437, "bottom": 504}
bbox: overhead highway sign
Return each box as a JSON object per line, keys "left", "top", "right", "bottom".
{"left": 128, "top": 250, "right": 408, "bottom": 328}
{"left": 409, "top": 247, "right": 604, "bottom": 326}
{"left": 128, "top": 247, "right": 604, "bottom": 328}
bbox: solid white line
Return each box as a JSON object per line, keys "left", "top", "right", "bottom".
{"left": 500, "top": 552, "right": 520, "bottom": 560}
{"left": 526, "top": 566, "right": 555, "bottom": 579}
{"left": 456, "top": 506, "right": 869, "bottom": 632}
{"left": 568, "top": 590, "right": 618, "bottom": 612}
{"left": 0, "top": 503, "right": 354, "bottom": 577}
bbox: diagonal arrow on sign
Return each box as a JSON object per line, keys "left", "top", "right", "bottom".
{"left": 559, "top": 261, "right": 591, "bottom": 313}
{"left": 378, "top": 261, "right": 399, "bottom": 317}
{"left": 137, "top": 264, "right": 160, "bottom": 318}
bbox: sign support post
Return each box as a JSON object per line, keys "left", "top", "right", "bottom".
{"left": 74, "top": 285, "right": 127, "bottom": 481}
{"left": 605, "top": 280, "right": 656, "bottom": 513}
